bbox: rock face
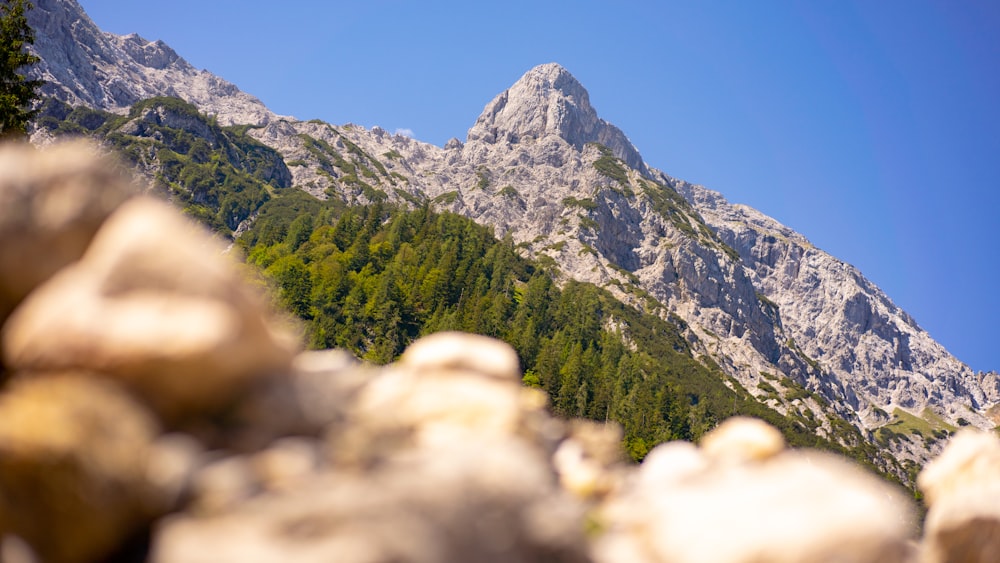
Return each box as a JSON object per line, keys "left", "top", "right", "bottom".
{"left": 676, "top": 184, "right": 995, "bottom": 449}
{"left": 27, "top": 0, "right": 278, "bottom": 125}
{"left": 467, "top": 63, "right": 646, "bottom": 173}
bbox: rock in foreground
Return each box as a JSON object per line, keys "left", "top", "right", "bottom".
{"left": 0, "top": 141, "right": 997, "bottom": 563}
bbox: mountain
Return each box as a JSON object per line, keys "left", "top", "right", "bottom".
{"left": 28, "top": 0, "right": 999, "bottom": 470}
{"left": 27, "top": 0, "right": 277, "bottom": 126}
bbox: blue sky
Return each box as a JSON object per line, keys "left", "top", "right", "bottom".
{"left": 79, "top": 0, "right": 999, "bottom": 372}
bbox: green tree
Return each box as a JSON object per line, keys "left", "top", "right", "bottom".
{"left": 0, "top": 0, "right": 42, "bottom": 140}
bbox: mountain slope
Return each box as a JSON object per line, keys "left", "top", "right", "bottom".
{"left": 28, "top": 0, "right": 998, "bottom": 469}
{"left": 27, "top": 0, "right": 277, "bottom": 126}
{"left": 240, "top": 65, "right": 997, "bottom": 465}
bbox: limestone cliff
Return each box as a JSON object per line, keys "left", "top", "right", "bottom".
{"left": 27, "top": 0, "right": 277, "bottom": 126}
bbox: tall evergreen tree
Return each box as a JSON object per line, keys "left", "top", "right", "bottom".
{"left": 0, "top": 0, "right": 41, "bottom": 140}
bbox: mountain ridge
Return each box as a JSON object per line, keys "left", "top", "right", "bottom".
{"left": 27, "top": 0, "right": 279, "bottom": 127}
{"left": 27, "top": 0, "right": 999, "bottom": 468}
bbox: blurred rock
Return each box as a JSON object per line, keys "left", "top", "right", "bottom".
{"left": 553, "top": 419, "right": 626, "bottom": 500}
{"left": 0, "top": 373, "right": 163, "bottom": 563}
{"left": 330, "top": 334, "right": 552, "bottom": 467}
{"left": 918, "top": 429, "right": 1000, "bottom": 563}
{"left": 252, "top": 437, "right": 322, "bottom": 493}
{"left": 399, "top": 331, "right": 521, "bottom": 380}
{"left": 2, "top": 197, "right": 298, "bottom": 424}
{"left": 0, "top": 140, "right": 133, "bottom": 322}
{"left": 700, "top": 416, "right": 786, "bottom": 464}
{"left": 144, "top": 433, "right": 206, "bottom": 510}
{"left": 189, "top": 455, "right": 260, "bottom": 515}
{"left": 152, "top": 439, "right": 591, "bottom": 563}
{"left": 594, "top": 417, "right": 916, "bottom": 563}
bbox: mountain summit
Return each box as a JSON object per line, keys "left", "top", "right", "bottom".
{"left": 467, "top": 63, "right": 646, "bottom": 172}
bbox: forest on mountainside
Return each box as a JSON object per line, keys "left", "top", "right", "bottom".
{"left": 238, "top": 194, "right": 884, "bottom": 465}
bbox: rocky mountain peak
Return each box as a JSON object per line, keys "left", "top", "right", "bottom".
{"left": 467, "top": 63, "right": 646, "bottom": 172}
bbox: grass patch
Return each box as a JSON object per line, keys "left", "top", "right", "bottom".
{"left": 433, "top": 191, "right": 459, "bottom": 205}
{"left": 562, "top": 196, "right": 598, "bottom": 210}
{"left": 498, "top": 185, "right": 519, "bottom": 198}
{"left": 881, "top": 408, "right": 955, "bottom": 441}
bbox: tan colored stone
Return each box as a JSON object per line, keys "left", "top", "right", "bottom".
{"left": 0, "top": 140, "right": 133, "bottom": 321}
{"left": 700, "top": 416, "right": 786, "bottom": 463}
{"left": 152, "top": 439, "right": 589, "bottom": 563}
{"left": 331, "top": 334, "right": 545, "bottom": 466}
{"left": 596, "top": 421, "right": 915, "bottom": 563}
{"left": 918, "top": 429, "right": 1000, "bottom": 507}
{"left": 553, "top": 419, "right": 625, "bottom": 499}
{"left": 0, "top": 373, "right": 162, "bottom": 563}
{"left": 399, "top": 331, "right": 521, "bottom": 381}
{"left": 2, "top": 197, "right": 298, "bottom": 422}
{"left": 918, "top": 429, "right": 1000, "bottom": 563}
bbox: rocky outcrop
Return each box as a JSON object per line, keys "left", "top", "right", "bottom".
{"left": 467, "top": 63, "right": 646, "bottom": 173}
{"left": 676, "top": 181, "right": 996, "bottom": 434}
{"left": 27, "top": 0, "right": 278, "bottom": 126}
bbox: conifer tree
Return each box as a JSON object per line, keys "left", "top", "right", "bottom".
{"left": 0, "top": 0, "right": 42, "bottom": 140}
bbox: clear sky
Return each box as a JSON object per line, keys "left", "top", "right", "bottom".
{"left": 78, "top": 0, "right": 999, "bottom": 372}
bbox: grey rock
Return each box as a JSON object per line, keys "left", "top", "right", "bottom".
{"left": 467, "top": 63, "right": 646, "bottom": 173}
{"left": 28, "top": 0, "right": 281, "bottom": 126}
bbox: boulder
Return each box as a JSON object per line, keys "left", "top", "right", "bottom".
{"left": 918, "top": 429, "right": 1000, "bottom": 563}
{"left": 0, "top": 140, "right": 133, "bottom": 323}
{"left": 152, "top": 439, "right": 590, "bottom": 563}
{"left": 594, "top": 417, "right": 916, "bottom": 563}
{"left": 0, "top": 373, "right": 163, "bottom": 563}
{"left": 2, "top": 197, "right": 298, "bottom": 424}
{"left": 330, "top": 332, "right": 555, "bottom": 466}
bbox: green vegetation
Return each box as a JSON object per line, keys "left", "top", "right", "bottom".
{"left": 238, "top": 198, "right": 885, "bottom": 464}
{"left": 562, "top": 196, "right": 598, "bottom": 210}
{"left": 578, "top": 215, "right": 600, "bottom": 232}
{"left": 876, "top": 408, "right": 956, "bottom": 447}
{"left": 590, "top": 143, "right": 629, "bottom": 186}
{"left": 757, "top": 381, "right": 779, "bottom": 398}
{"left": 36, "top": 96, "right": 290, "bottom": 236}
{"left": 498, "top": 185, "right": 519, "bottom": 198}
{"left": 475, "top": 167, "right": 490, "bottom": 190}
{"left": 0, "top": 0, "right": 42, "bottom": 139}
{"left": 433, "top": 190, "right": 459, "bottom": 205}
{"left": 780, "top": 376, "right": 812, "bottom": 401}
